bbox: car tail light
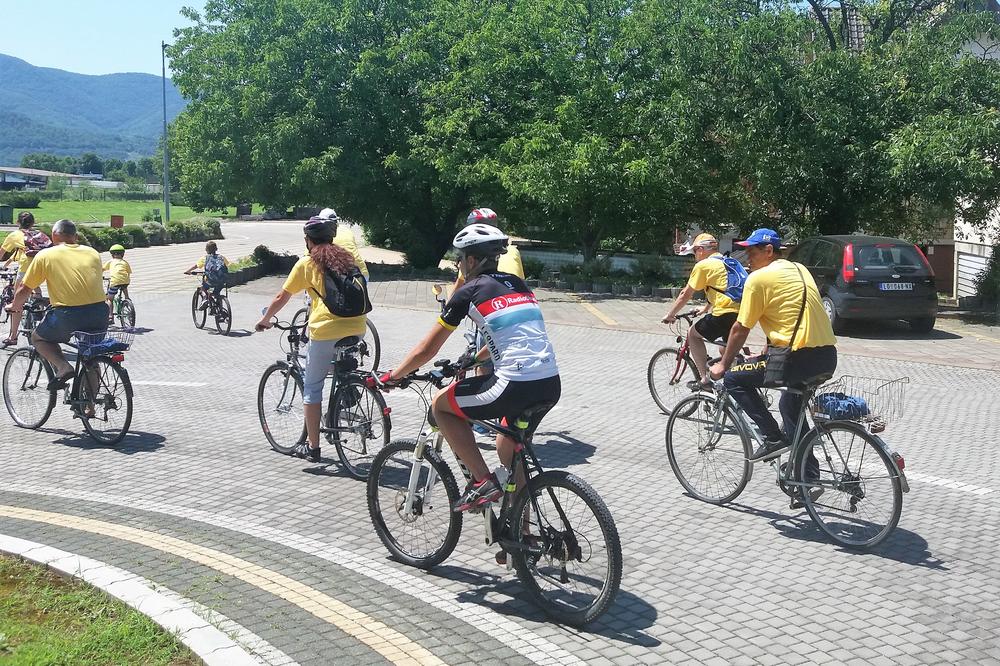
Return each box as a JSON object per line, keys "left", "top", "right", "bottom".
{"left": 111, "top": 353, "right": 125, "bottom": 363}
{"left": 841, "top": 243, "right": 855, "bottom": 282}
{"left": 914, "top": 245, "right": 935, "bottom": 276}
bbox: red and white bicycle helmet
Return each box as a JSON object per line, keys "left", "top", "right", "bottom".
{"left": 453, "top": 223, "right": 508, "bottom": 257}
{"left": 466, "top": 207, "right": 498, "bottom": 225}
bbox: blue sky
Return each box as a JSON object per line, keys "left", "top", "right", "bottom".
{"left": 3, "top": 1, "right": 203, "bottom": 75}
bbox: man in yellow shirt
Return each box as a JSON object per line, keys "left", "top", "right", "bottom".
{"left": 6, "top": 220, "right": 108, "bottom": 389}
{"left": 710, "top": 228, "right": 837, "bottom": 465}
{"left": 662, "top": 233, "right": 743, "bottom": 386}
{"left": 1, "top": 212, "right": 45, "bottom": 346}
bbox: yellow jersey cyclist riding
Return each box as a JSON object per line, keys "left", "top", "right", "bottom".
{"left": 379, "top": 223, "right": 560, "bottom": 512}
{"left": 103, "top": 244, "right": 132, "bottom": 318}
{"left": 1, "top": 212, "right": 48, "bottom": 347}
{"left": 662, "top": 233, "right": 746, "bottom": 388}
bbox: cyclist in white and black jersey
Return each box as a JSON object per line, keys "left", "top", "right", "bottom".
{"left": 379, "top": 224, "right": 561, "bottom": 512}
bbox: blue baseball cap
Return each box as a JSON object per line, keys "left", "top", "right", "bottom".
{"left": 736, "top": 228, "right": 783, "bottom": 249}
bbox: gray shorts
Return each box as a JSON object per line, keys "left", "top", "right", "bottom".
{"left": 303, "top": 337, "right": 347, "bottom": 404}
{"left": 35, "top": 302, "right": 109, "bottom": 344}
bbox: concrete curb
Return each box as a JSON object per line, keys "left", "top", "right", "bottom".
{"left": 0, "top": 533, "right": 294, "bottom": 666}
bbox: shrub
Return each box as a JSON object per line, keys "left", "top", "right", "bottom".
{"left": 0, "top": 192, "right": 41, "bottom": 208}
{"left": 975, "top": 245, "right": 1000, "bottom": 304}
{"left": 521, "top": 257, "right": 546, "bottom": 279}
{"left": 579, "top": 257, "right": 612, "bottom": 280}
{"left": 142, "top": 222, "right": 168, "bottom": 245}
{"left": 558, "top": 262, "right": 582, "bottom": 278}
{"left": 631, "top": 255, "right": 669, "bottom": 284}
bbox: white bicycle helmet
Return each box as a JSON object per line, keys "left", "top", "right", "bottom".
{"left": 453, "top": 223, "right": 508, "bottom": 257}
{"left": 466, "top": 207, "right": 498, "bottom": 225}
{"left": 317, "top": 207, "right": 340, "bottom": 222}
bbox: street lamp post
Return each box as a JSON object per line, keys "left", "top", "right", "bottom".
{"left": 161, "top": 41, "right": 171, "bottom": 223}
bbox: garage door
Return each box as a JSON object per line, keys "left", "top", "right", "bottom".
{"left": 956, "top": 251, "right": 991, "bottom": 297}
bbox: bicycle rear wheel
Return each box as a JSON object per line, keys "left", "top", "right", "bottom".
{"left": 327, "top": 375, "right": 390, "bottom": 479}
{"left": 191, "top": 289, "right": 207, "bottom": 329}
{"left": 257, "top": 363, "right": 306, "bottom": 453}
{"left": 76, "top": 357, "right": 133, "bottom": 445}
{"left": 291, "top": 307, "right": 308, "bottom": 338}
{"left": 798, "top": 423, "right": 903, "bottom": 549}
{"left": 367, "top": 439, "right": 462, "bottom": 569}
{"left": 117, "top": 299, "right": 136, "bottom": 329}
{"left": 2, "top": 348, "right": 56, "bottom": 429}
{"left": 214, "top": 296, "right": 232, "bottom": 335}
{"left": 647, "top": 347, "right": 698, "bottom": 415}
{"left": 360, "top": 319, "right": 381, "bottom": 370}
{"left": 511, "top": 470, "right": 622, "bottom": 626}
{"left": 665, "top": 393, "right": 752, "bottom": 504}
{"left": 0, "top": 284, "right": 13, "bottom": 324}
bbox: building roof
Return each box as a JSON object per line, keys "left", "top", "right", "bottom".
{"left": 0, "top": 167, "right": 99, "bottom": 179}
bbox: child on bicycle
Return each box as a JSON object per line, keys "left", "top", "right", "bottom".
{"left": 103, "top": 244, "right": 132, "bottom": 319}
{"left": 184, "top": 241, "right": 230, "bottom": 307}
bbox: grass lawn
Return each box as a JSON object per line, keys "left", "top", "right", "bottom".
{"left": 9, "top": 201, "right": 235, "bottom": 226}
{"left": 0, "top": 555, "right": 196, "bottom": 665}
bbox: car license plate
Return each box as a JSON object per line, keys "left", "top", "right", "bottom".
{"left": 879, "top": 282, "right": 913, "bottom": 291}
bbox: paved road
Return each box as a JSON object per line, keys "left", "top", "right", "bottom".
{"left": 1, "top": 229, "right": 999, "bottom": 665}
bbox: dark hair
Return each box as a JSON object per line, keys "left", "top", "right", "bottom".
{"left": 111, "top": 250, "right": 125, "bottom": 257}
{"left": 309, "top": 241, "right": 356, "bottom": 275}
{"left": 17, "top": 212, "right": 34, "bottom": 229}
{"left": 205, "top": 241, "right": 218, "bottom": 254}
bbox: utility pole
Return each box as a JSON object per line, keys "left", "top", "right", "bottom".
{"left": 161, "top": 41, "right": 171, "bottom": 222}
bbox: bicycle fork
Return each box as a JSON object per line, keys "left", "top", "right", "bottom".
{"left": 403, "top": 431, "right": 442, "bottom": 516}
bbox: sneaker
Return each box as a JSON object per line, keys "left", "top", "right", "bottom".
{"left": 292, "top": 442, "right": 321, "bottom": 463}
{"left": 452, "top": 475, "right": 502, "bottom": 512}
{"left": 749, "top": 438, "right": 790, "bottom": 462}
{"left": 790, "top": 487, "right": 824, "bottom": 510}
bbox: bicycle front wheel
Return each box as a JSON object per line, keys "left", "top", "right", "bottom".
{"left": 647, "top": 347, "right": 698, "bottom": 415}
{"left": 360, "top": 319, "right": 381, "bottom": 370}
{"left": 511, "top": 470, "right": 622, "bottom": 626}
{"left": 665, "top": 393, "right": 752, "bottom": 504}
{"left": 191, "top": 289, "right": 207, "bottom": 329}
{"left": 257, "top": 363, "right": 306, "bottom": 454}
{"left": 327, "top": 375, "right": 390, "bottom": 479}
{"left": 797, "top": 423, "right": 903, "bottom": 549}
{"left": 118, "top": 299, "right": 136, "bottom": 329}
{"left": 2, "top": 348, "right": 56, "bottom": 429}
{"left": 367, "top": 439, "right": 462, "bottom": 569}
{"left": 214, "top": 296, "right": 232, "bottom": 336}
{"left": 76, "top": 357, "right": 133, "bottom": 445}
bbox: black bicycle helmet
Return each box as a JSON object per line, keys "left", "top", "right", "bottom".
{"left": 304, "top": 216, "right": 334, "bottom": 242}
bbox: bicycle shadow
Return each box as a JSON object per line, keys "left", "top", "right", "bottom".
{"left": 211, "top": 329, "right": 253, "bottom": 338}
{"left": 109, "top": 326, "right": 154, "bottom": 336}
{"left": 300, "top": 461, "right": 364, "bottom": 480}
{"left": 46, "top": 429, "right": 166, "bottom": 453}
{"left": 721, "top": 500, "right": 947, "bottom": 569}
{"left": 424, "top": 562, "right": 660, "bottom": 647}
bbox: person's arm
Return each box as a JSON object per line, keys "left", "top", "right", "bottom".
{"left": 389, "top": 325, "right": 452, "bottom": 380}
{"left": 255, "top": 289, "right": 293, "bottom": 331}
{"left": 713, "top": 323, "right": 752, "bottom": 374}
{"left": 183, "top": 263, "right": 199, "bottom": 274}
{"left": 662, "top": 285, "right": 695, "bottom": 323}
{"left": 6, "top": 282, "right": 33, "bottom": 312}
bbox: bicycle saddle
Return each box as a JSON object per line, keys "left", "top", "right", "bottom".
{"left": 789, "top": 372, "right": 834, "bottom": 391}
{"left": 514, "top": 402, "right": 558, "bottom": 437}
{"left": 336, "top": 335, "right": 361, "bottom": 348}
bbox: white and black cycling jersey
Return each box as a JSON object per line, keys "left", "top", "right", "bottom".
{"left": 438, "top": 272, "right": 559, "bottom": 382}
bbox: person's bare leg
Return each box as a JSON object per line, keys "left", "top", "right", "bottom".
{"left": 31, "top": 332, "right": 72, "bottom": 377}
{"left": 433, "top": 391, "right": 488, "bottom": 480}
{"left": 303, "top": 403, "right": 322, "bottom": 450}
{"left": 6, "top": 310, "right": 22, "bottom": 343}
{"left": 688, "top": 326, "right": 710, "bottom": 383}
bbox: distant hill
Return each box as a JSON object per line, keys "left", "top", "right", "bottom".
{"left": 0, "top": 53, "right": 186, "bottom": 165}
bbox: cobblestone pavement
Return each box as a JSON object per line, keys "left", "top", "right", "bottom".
{"left": 2, "top": 239, "right": 999, "bottom": 663}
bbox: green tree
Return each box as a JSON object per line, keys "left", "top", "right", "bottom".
{"left": 79, "top": 152, "right": 104, "bottom": 175}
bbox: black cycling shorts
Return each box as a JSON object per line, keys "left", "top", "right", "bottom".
{"left": 444, "top": 373, "right": 561, "bottom": 423}
{"left": 694, "top": 311, "right": 738, "bottom": 344}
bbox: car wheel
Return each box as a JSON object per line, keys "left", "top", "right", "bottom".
{"left": 909, "top": 316, "right": 935, "bottom": 333}
{"left": 822, "top": 296, "right": 846, "bottom": 335}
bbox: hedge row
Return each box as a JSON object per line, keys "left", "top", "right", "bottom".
{"left": 26, "top": 218, "right": 223, "bottom": 253}
{"left": 0, "top": 192, "right": 42, "bottom": 208}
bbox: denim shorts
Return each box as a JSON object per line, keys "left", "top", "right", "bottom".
{"left": 35, "top": 302, "right": 109, "bottom": 344}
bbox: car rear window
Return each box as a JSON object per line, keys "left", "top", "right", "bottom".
{"left": 855, "top": 244, "right": 925, "bottom": 272}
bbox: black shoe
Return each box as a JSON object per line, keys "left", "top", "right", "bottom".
{"left": 686, "top": 379, "right": 713, "bottom": 392}
{"left": 790, "top": 487, "right": 824, "bottom": 510}
{"left": 749, "top": 438, "right": 790, "bottom": 462}
{"left": 292, "top": 442, "right": 321, "bottom": 463}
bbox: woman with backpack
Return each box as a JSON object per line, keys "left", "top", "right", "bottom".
{"left": 184, "top": 241, "right": 230, "bottom": 308}
{"left": 1, "top": 212, "right": 50, "bottom": 347}
{"left": 254, "top": 217, "right": 371, "bottom": 463}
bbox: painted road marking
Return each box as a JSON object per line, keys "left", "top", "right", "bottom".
{"left": 566, "top": 292, "right": 619, "bottom": 326}
{"left": 0, "top": 533, "right": 288, "bottom": 666}
{"left": 130, "top": 380, "right": 209, "bottom": 387}
{"left": 1, "top": 485, "right": 585, "bottom": 666}
{"left": 0, "top": 506, "right": 445, "bottom": 666}
{"left": 905, "top": 471, "right": 995, "bottom": 496}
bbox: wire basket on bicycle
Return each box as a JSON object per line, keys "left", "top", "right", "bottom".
{"left": 72, "top": 329, "right": 135, "bottom": 358}
{"left": 811, "top": 375, "right": 908, "bottom": 433}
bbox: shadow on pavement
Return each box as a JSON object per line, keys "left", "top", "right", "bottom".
{"left": 426, "top": 563, "right": 660, "bottom": 647}
{"left": 47, "top": 429, "right": 166, "bottom": 453}
{"left": 212, "top": 329, "right": 253, "bottom": 338}
{"left": 532, "top": 431, "right": 598, "bottom": 467}
{"left": 839, "top": 320, "right": 961, "bottom": 341}
{"left": 723, "top": 500, "right": 946, "bottom": 569}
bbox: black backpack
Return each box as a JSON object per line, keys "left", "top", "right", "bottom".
{"left": 312, "top": 266, "right": 372, "bottom": 317}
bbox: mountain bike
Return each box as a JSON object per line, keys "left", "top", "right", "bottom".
{"left": 103, "top": 277, "right": 136, "bottom": 328}
{"left": 664, "top": 373, "right": 909, "bottom": 549}
{"left": 292, "top": 299, "right": 380, "bottom": 370}
{"left": 0, "top": 269, "right": 16, "bottom": 325}
{"left": 2, "top": 299, "right": 134, "bottom": 445}
{"left": 189, "top": 272, "right": 232, "bottom": 335}
{"left": 648, "top": 310, "right": 759, "bottom": 415}
{"left": 365, "top": 359, "right": 622, "bottom": 626}
{"left": 256, "top": 317, "right": 390, "bottom": 479}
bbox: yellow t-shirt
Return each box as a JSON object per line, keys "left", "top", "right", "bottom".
{"left": 334, "top": 225, "right": 369, "bottom": 279}
{"left": 737, "top": 259, "right": 837, "bottom": 350}
{"left": 498, "top": 244, "right": 525, "bottom": 279}
{"left": 103, "top": 258, "right": 132, "bottom": 286}
{"left": 687, "top": 253, "right": 739, "bottom": 316}
{"left": 283, "top": 255, "right": 367, "bottom": 341}
{"left": 1, "top": 230, "right": 30, "bottom": 272}
{"left": 196, "top": 255, "right": 231, "bottom": 269}
{"left": 22, "top": 244, "right": 106, "bottom": 308}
